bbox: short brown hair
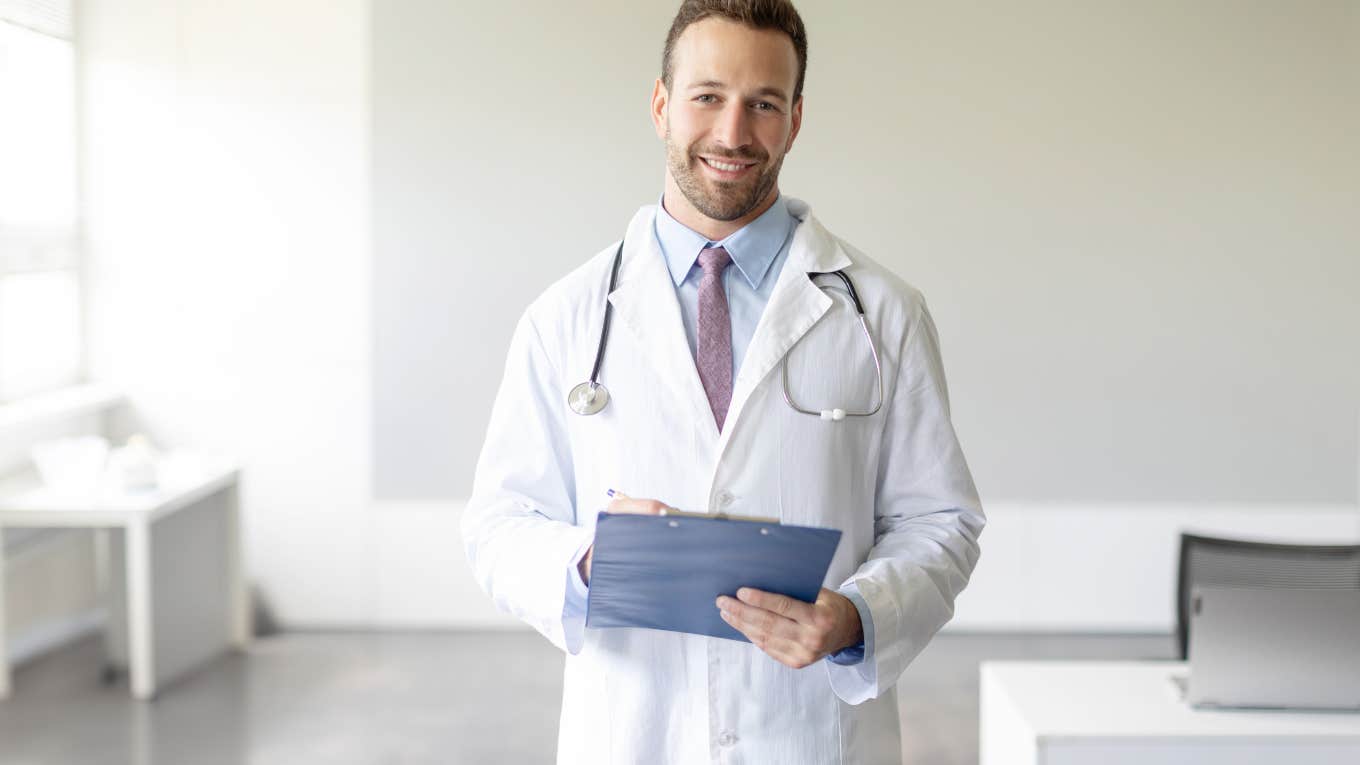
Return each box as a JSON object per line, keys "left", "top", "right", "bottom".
{"left": 662, "top": 0, "right": 809, "bottom": 102}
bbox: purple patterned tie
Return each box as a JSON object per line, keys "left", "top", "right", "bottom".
{"left": 697, "top": 246, "right": 733, "bottom": 431}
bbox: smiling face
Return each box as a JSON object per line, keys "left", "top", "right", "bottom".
{"left": 652, "top": 17, "right": 804, "bottom": 240}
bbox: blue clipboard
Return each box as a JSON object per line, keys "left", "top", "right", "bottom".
{"left": 584, "top": 511, "right": 842, "bottom": 642}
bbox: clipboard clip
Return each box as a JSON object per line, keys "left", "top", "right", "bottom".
{"left": 657, "top": 507, "right": 781, "bottom": 525}
{"left": 605, "top": 490, "right": 779, "bottom": 525}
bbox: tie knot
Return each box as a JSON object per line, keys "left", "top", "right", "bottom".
{"left": 698, "top": 246, "right": 731, "bottom": 274}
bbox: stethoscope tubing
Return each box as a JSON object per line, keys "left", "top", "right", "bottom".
{"left": 569, "top": 236, "right": 884, "bottom": 420}
{"left": 588, "top": 240, "right": 626, "bottom": 386}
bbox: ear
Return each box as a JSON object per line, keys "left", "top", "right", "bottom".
{"left": 651, "top": 78, "right": 669, "bottom": 140}
{"left": 785, "top": 95, "right": 804, "bottom": 153}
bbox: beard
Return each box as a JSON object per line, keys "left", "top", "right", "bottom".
{"left": 665, "top": 129, "right": 784, "bottom": 222}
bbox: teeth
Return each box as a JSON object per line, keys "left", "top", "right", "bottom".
{"left": 705, "top": 158, "right": 747, "bottom": 172}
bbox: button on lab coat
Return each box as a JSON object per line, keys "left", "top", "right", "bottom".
{"left": 463, "top": 199, "right": 985, "bottom": 764}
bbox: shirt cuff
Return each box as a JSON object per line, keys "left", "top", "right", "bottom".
{"left": 567, "top": 534, "right": 592, "bottom": 604}
{"left": 826, "top": 583, "right": 874, "bottom": 666}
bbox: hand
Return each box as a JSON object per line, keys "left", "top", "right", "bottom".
{"left": 577, "top": 495, "right": 672, "bottom": 584}
{"left": 716, "top": 587, "right": 863, "bottom": 669}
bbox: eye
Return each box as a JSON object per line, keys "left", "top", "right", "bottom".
{"left": 695, "top": 94, "right": 718, "bottom": 104}
{"left": 752, "top": 101, "right": 779, "bottom": 112}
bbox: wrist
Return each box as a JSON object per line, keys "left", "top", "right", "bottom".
{"left": 839, "top": 593, "right": 864, "bottom": 651}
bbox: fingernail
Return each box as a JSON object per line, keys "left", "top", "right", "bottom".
{"left": 737, "top": 588, "right": 750, "bottom": 599}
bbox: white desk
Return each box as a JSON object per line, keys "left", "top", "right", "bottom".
{"left": 981, "top": 661, "right": 1360, "bottom": 764}
{"left": 0, "top": 456, "right": 249, "bottom": 700}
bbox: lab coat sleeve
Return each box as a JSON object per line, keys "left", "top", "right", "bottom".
{"left": 462, "top": 310, "right": 593, "bottom": 654}
{"left": 825, "top": 297, "right": 986, "bottom": 704}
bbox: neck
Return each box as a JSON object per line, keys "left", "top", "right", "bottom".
{"left": 662, "top": 175, "right": 779, "bottom": 242}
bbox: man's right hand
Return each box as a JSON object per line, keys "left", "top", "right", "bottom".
{"left": 578, "top": 495, "right": 670, "bottom": 584}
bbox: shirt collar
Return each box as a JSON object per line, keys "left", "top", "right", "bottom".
{"left": 653, "top": 193, "right": 794, "bottom": 289}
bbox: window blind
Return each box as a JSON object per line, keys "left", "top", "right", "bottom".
{"left": 0, "top": 0, "right": 71, "bottom": 41}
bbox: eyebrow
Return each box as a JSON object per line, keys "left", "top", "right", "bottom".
{"left": 686, "top": 79, "right": 790, "bottom": 103}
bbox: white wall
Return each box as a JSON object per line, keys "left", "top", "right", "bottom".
{"left": 81, "top": 0, "right": 376, "bottom": 624}
{"left": 73, "top": 0, "right": 1360, "bottom": 633}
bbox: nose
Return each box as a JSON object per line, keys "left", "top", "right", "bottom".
{"left": 711, "top": 100, "right": 753, "bottom": 151}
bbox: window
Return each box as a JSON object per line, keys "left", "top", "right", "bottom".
{"left": 0, "top": 1, "right": 81, "bottom": 402}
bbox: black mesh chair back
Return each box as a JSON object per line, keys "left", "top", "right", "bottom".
{"left": 1176, "top": 533, "right": 1360, "bottom": 659}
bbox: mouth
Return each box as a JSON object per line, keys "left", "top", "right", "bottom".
{"left": 698, "top": 156, "right": 758, "bottom": 180}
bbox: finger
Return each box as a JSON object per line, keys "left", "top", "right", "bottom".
{"left": 606, "top": 497, "right": 669, "bottom": 515}
{"left": 735, "top": 587, "right": 815, "bottom": 625}
{"left": 718, "top": 611, "right": 818, "bottom": 669}
{"left": 717, "top": 596, "right": 802, "bottom": 643}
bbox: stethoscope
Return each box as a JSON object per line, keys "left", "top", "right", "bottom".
{"left": 567, "top": 236, "right": 884, "bottom": 422}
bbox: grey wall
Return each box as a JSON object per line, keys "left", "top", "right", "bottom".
{"left": 372, "top": 0, "right": 676, "bottom": 498}
{"left": 373, "top": 0, "right": 1360, "bottom": 504}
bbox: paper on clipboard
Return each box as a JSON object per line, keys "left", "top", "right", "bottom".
{"left": 584, "top": 510, "right": 843, "bottom": 642}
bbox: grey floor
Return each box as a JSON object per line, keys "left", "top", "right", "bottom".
{"left": 0, "top": 631, "right": 1175, "bottom": 764}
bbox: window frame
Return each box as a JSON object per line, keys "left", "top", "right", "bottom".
{"left": 0, "top": 15, "right": 86, "bottom": 404}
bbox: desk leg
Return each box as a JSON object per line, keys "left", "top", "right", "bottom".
{"left": 0, "top": 525, "right": 10, "bottom": 699}
{"left": 226, "top": 481, "right": 251, "bottom": 648}
{"left": 125, "top": 520, "right": 156, "bottom": 700}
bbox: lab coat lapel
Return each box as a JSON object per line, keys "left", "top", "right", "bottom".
{"left": 721, "top": 202, "right": 853, "bottom": 442}
{"left": 607, "top": 206, "right": 722, "bottom": 439}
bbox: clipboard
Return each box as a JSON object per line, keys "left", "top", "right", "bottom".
{"left": 584, "top": 511, "right": 842, "bottom": 642}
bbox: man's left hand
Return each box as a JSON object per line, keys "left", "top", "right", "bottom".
{"left": 716, "top": 587, "right": 863, "bottom": 669}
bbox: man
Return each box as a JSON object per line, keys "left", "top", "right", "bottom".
{"left": 463, "top": 1, "right": 984, "bottom": 762}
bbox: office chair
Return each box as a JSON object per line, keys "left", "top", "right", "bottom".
{"left": 1176, "top": 533, "right": 1360, "bottom": 660}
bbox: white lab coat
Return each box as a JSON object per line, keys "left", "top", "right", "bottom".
{"left": 463, "top": 198, "right": 984, "bottom": 764}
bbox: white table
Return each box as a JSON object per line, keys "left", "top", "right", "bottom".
{"left": 981, "top": 661, "right": 1360, "bottom": 764}
{"left": 0, "top": 456, "right": 249, "bottom": 700}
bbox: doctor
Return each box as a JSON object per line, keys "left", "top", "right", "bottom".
{"left": 463, "top": 1, "right": 984, "bottom": 762}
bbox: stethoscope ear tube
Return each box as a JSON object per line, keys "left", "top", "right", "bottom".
{"left": 811, "top": 270, "right": 867, "bottom": 315}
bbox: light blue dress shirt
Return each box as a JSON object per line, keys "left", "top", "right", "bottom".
{"left": 652, "top": 193, "right": 796, "bottom": 381}
{"left": 567, "top": 194, "right": 873, "bottom": 666}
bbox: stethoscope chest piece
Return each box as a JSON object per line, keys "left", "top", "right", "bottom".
{"left": 568, "top": 381, "right": 609, "bottom": 416}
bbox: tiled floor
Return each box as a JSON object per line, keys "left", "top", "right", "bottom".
{"left": 0, "top": 630, "right": 1174, "bottom": 764}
